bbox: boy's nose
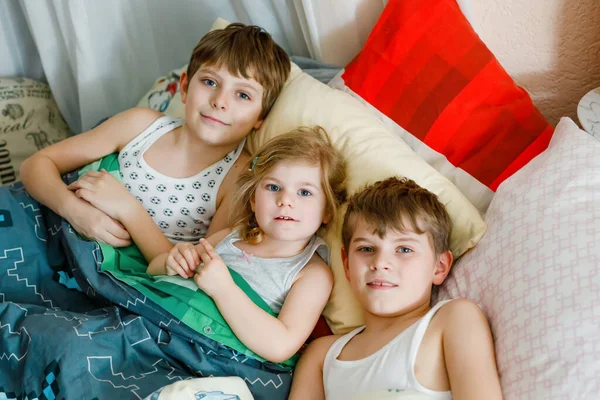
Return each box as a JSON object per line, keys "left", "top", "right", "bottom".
{"left": 370, "top": 254, "right": 391, "bottom": 271}
{"left": 211, "top": 90, "right": 228, "bottom": 110}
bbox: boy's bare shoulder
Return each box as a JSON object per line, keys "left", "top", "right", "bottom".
{"left": 303, "top": 334, "right": 342, "bottom": 362}
{"left": 101, "top": 107, "right": 163, "bottom": 145}
{"left": 123, "top": 107, "right": 164, "bottom": 127}
{"left": 434, "top": 298, "right": 488, "bottom": 333}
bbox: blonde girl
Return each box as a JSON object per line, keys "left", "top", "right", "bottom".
{"left": 148, "top": 126, "right": 347, "bottom": 364}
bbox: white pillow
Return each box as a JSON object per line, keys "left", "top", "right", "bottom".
{"left": 0, "top": 77, "right": 71, "bottom": 185}
{"left": 143, "top": 376, "right": 254, "bottom": 400}
{"left": 436, "top": 117, "right": 600, "bottom": 399}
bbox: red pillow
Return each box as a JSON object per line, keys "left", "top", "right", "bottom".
{"left": 336, "top": 0, "right": 553, "bottom": 208}
{"left": 308, "top": 315, "right": 333, "bottom": 342}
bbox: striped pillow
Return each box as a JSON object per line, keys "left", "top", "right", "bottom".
{"left": 330, "top": 0, "right": 554, "bottom": 213}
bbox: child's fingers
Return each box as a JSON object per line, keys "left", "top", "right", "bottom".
{"left": 166, "top": 255, "right": 189, "bottom": 279}
{"left": 69, "top": 178, "right": 96, "bottom": 193}
{"left": 103, "top": 217, "right": 132, "bottom": 241}
{"left": 182, "top": 247, "right": 198, "bottom": 271}
{"left": 192, "top": 247, "right": 201, "bottom": 266}
{"left": 199, "top": 238, "right": 219, "bottom": 259}
{"left": 74, "top": 188, "right": 92, "bottom": 203}
{"left": 197, "top": 246, "right": 212, "bottom": 264}
{"left": 171, "top": 251, "right": 190, "bottom": 272}
{"left": 81, "top": 171, "right": 103, "bottom": 178}
{"left": 66, "top": 181, "right": 80, "bottom": 191}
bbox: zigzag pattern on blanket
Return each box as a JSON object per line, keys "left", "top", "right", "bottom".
{"left": 0, "top": 180, "right": 291, "bottom": 400}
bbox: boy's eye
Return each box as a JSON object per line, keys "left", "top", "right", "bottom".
{"left": 397, "top": 247, "right": 412, "bottom": 253}
{"left": 298, "top": 189, "right": 312, "bottom": 197}
{"left": 237, "top": 92, "right": 251, "bottom": 100}
{"left": 203, "top": 79, "right": 217, "bottom": 87}
{"left": 358, "top": 246, "right": 374, "bottom": 253}
{"left": 266, "top": 184, "right": 280, "bottom": 192}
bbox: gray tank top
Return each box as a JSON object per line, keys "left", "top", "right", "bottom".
{"left": 215, "top": 230, "right": 329, "bottom": 314}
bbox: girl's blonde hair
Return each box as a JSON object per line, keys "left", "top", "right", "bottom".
{"left": 230, "top": 126, "right": 347, "bottom": 244}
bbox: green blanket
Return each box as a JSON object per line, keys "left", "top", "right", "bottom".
{"left": 84, "top": 153, "right": 298, "bottom": 367}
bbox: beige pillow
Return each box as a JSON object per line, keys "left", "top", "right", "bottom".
{"left": 0, "top": 77, "right": 71, "bottom": 185}
{"left": 137, "top": 19, "right": 487, "bottom": 334}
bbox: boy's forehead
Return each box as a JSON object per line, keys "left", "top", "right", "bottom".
{"left": 350, "top": 215, "right": 424, "bottom": 240}
{"left": 200, "top": 62, "right": 261, "bottom": 83}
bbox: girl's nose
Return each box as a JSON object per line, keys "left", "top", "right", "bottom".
{"left": 277, "top": 191, "right": 294, "bottom": 207}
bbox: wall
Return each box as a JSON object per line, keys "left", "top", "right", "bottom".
{"left": 472, "top": 0, "right": 600, "bottom": 125}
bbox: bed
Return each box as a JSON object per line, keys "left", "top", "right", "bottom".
{"left": 1, "top": 1, "right": 599, "bottom": 399}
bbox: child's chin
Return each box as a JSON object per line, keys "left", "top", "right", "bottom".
{"left": 364, "top": 302, "right": 402, "bottom": 318}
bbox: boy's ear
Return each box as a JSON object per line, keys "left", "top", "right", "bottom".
{"left": 179, "top": 71, "right": 189, "bottom": 104}
{"left": 432, "top": 250, "right": 453, "bottom": 286}
{"left": 253, "top": 119, "right": 264, "bottom": 130}
{"left": 341, "top": 247, "right": 351, "bottom": 281}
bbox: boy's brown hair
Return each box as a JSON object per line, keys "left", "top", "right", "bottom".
{"left": 231, "top": 126, "right": 347, "bottom": 244}
{"left": 187, "top": 22, "right": 290, "bottom": 120}
{"left": 341, "top": 177, "right": 453, "bottom": 256}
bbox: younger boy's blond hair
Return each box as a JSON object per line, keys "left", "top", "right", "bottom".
{"left": 341, "top": 177, "right": 453, "bottom": 256}
{"left": 231, "top": 126, "right": 347, "bottom": 244}
{"left": 187, "top": 22, "right": 290, "bottom": 120}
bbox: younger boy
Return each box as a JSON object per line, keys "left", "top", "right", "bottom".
{"left": 289, "top": 177, "right": 503, "bottom": 399}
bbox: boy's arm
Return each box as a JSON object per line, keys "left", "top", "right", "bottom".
{"left": 289, "top": 335, "right": 338, "bottom": 400}
{"left": 441, "top": 299, "right": 503, "bottom": 400}
{"left": 20, "top": 107, "right": 161, "bottom": 247}
{"left": 210, "top": 255, "right": 334, "bottom": 363}
{"left": 119, "top": 202, "right": 174, "bottom": 261}
{"left": 69, "top": 170, "right": 174, "bottom": 261}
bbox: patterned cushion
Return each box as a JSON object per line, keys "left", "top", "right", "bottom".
{"left": 436, "top": 118, "right": 600, "bottom": 399}
{"left": 329, "top": 0, "right": 554, "bottom": 213}
{"left": 0, "top": 77, "right": 71, "bottom": 186}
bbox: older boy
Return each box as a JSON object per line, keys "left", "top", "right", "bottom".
{"left": 21, "top": 23, "right": 290, "bottom": 263}
{"left": 290, "top": 177, "right": 503, "bottom": 399}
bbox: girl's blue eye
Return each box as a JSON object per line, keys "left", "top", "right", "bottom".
{"left": 238, "top": 92, "right": 250, "bottom": 100}
{"left": 398, "top": 247, "right": 412, "bottom": 253}
{"left": 203, "top": 79, "right": 216, "bottom": 87}
{"left": 298, "top": 189, "right": 312, "bottom": 197}
{"left": 267, "top": 184, "right": 280, "bottom": 192}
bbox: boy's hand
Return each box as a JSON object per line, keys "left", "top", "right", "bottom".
{"left": 166, "top": 242, "right": 200, "bottom": 279}
{"left": 193, "top": 238, "right": 234, "bottom": 297}
{"left": 67, "top": 170, "right": 139, "bottom": 221}
{"left": 65, "top": 197, "right": 132, "bottom": 247}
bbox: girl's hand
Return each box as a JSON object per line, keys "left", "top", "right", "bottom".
{"left": 165, "top": 242, "right": 200, "bottom": 279}
{"left": 64, "top": 196, "right": 132, "bottom": 247}
{"left": 194, "top": 238, "right": 234, "bottom": 297}
{"left": 67, "top": 170, "right": 138, "bottom": 221}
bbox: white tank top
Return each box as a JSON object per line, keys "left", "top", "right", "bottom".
{"left": 118, "top": 116, "right": 245, "bottom": 244}
{"left": 323, "top": 300, "right": 454, "bottom": 400}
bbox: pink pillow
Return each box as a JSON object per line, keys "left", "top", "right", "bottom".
{"left": 436, "top": 118, "right": 600, "bottom": 399}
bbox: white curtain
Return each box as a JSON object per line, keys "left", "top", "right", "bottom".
{"left": 2, "top": 0, "right": 475, "bottom": 133}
